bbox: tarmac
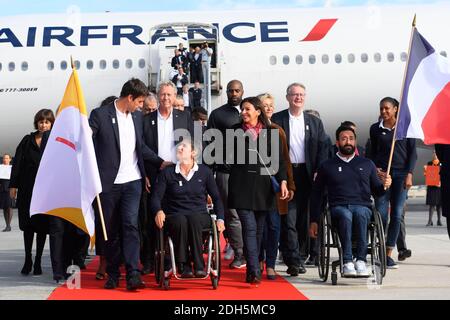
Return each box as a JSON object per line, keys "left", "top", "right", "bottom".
{"left": 0, "top": 198, "right": 449, "bottom": 300}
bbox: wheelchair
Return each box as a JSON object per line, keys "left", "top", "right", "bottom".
{"left": 317, "top": 206, "right": 387, "bottom": 285}
{"left": 154, "top": 209, "right": 221, "bottom": 290}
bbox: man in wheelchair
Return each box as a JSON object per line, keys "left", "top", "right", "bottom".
{"left": 150, "top": 139, "right": 225, "bottom": 278}
{"left": 309, "top": 125, "right": 391, "bottom": 277}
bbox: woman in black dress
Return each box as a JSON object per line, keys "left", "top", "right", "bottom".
{"left": 9, "top": 109, "right": 55, "bottom": 275}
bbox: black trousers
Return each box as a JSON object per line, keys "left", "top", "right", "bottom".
{"left": 49, "top": 216, "right": 76, "bottom": 278}
{"left": 166, "top": 213, "right": 211, "bottom": 271}
{"left": 279, "top": 164, "right": 311, "bottom": 266}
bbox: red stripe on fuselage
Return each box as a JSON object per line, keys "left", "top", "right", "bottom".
{"left": 300, "top": 19, "right": 338, "bottom": 42}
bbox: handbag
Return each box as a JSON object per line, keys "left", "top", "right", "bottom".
{"left": 249, "top": 148, "right": 281, "bottom": 194}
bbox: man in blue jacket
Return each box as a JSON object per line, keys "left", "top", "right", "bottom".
{"left": 89, "top": 78, "right": 161, "bottom": 291}
{"left": 309, "top": 125, "right": 391, "bottom": 277}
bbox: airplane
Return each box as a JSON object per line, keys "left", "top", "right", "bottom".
{"left": 1, "top": 2, "right": 449, "bottom": 183}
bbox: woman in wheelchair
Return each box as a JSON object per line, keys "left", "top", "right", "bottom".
{"left": 150, "top": 139, "right": 225, "bottom": 278}
{"left": 309, "top": 125, "right": 391, "bottom": 277}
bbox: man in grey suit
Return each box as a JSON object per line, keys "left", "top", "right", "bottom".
{"left": 271, "top": 83, "right": 329, "bottom": 276}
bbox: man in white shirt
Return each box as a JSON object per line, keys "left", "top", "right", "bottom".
{"left": 271, "top": 83, "right": 329, "bottom": 276}
{"left": 89, "top": 79, "right": 162, "bottom": 291}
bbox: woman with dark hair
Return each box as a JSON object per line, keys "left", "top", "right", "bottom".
{"left": 368, "top": 97, "right": 417, "bottom": 269}
{"left": 9, "top": 108, "right": 55, "bottom": 275}
{"left": 227, "top": 97, "right": 289, "bottom": 284}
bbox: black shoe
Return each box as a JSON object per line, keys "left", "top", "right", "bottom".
{"left": 180, "top": 264, "right": 194, "bottom": 278}
{"left": 304, "top": 256, "right": 318, "bottom": 267}
{"left": 286, "top": 265, "right": 299, "bottom": 276}
{"left": 194, "top": 270, "right": 207, "bottom": 278}
{"left": 229, "top": 256, "right": 247, "bottom": 269}
{"left": 141, "top": 264, "right": 155, "bottom": 275}
{"left": 74, "top": 259, "right": 86, "bottom": 270}
{"left": 33, "top": 259, "right": 42, "bottom": 275}
{"left": 437, "top": 221, "right": 443, "bottom": 226}
{"left": 21, "top": 256, "right": 33, "bottom": 275}
{"left": 398, "top": 249, "right": 412, "bottom": 261}
{"left": 104, "top": 277, "right": 119, "bottom": 289}
{"left": 126, "top": 273, "right": 144, "bottom": 291}
{"left": 245, "top": 273, "right": 261, "bottom": 284}
{"left": 298, "top": 263, "right": 307, "bottom": 274}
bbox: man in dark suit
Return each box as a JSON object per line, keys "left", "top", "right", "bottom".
{"left": 189, "top": 81, "right": 203, "bottom": 108}
{"left": 190, "top": 46, "right": 203, "bottom": 83}
{"left": 142, "top": 81, "right": 193, "bottom": 271}
{"left": 271, "top": 83, "right": 329, "bottom": 276}
{"left": 89, "top": 78, "right": 162, "bottom": 291}
{"left": 171, "top": 49, "right": 187, "bottom": 72}
{"left": 171, "top": 67, "right": 189, "bottom": 96}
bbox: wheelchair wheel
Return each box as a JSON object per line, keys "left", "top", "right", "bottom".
{"left": 318, "top": 210, "right": 331, "bottom": 282}
{"left": 373, "top": 210, "right": 386, "bottom": 278}
{"left": 210, "top": 220, "right": 221, "bottom": 289}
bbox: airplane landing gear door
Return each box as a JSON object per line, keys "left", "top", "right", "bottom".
{"left": 148, "top": 23, "right": 220, "bottom": 115}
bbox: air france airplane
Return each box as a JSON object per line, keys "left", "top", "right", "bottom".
{"left": 1, "top": 3, "right": 449, "bottom": 182}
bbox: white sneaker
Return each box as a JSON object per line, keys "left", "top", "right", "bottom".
{"left": 224, "top": 244, "right": 234, "bottom": 261}
{"left": 355, "top": 260, "right": 369, "bottom": 277}
{"left": 343, "top": 262, "right": 357, "bottom": 277}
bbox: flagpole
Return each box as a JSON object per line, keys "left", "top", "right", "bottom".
{"left": 96, "top": 195, "right": 108, "bottom": 241}
{"left": 386, "top": 14, "right": 417, "bottom": 176}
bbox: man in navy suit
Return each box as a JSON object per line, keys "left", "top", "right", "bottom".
{"left": 271, "top": 83, "right": 329, "bottom": 276}
{"left": 89, "top": 78, "right": 161, "bottom": 290}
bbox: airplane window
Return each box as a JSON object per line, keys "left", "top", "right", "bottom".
{"left": 387, "top": 52, "right": 395, "bottom": 62}
{"left": 48, "top": 61, "right": 55, "bottom": 71}
{"left": 139, "top": 59, "right": 146, "bottom": 69}
{"left": 61, "top": 61, "right": 68, "bottom": 70}
{"left": 400, "top": 52, "right": 408, "bottom": 62}
{"left": 74, "top": 60, "right": 81, "bottom": 70}
{"left": 361, "top": 53, "right": 368, "bottom": 63}
{"left": 9, "top": 62, "right": 15, "bottom": 71}
{"left": 283, "top": 55, "right": 290, "bottom": 65}
{"left": 113, "top": 59, "right": 120, "bottom": 69}
{"left": 335, "top": 54, "right": 342, "bottom": 64}
{"left": 374, "top": 53, "right": 382, "bottom": 63}
{"left": 100, "top": 60, "right": 107, "bottom": 70}
{"left": 440, "top": 51, "right": 447, "bottom": 57}
{"left": 269, "top": 56, "right": 277, "bottom": 65}
{"left": 86, "top": 60, "right": 94, "bottom": 70}
{"left": 296, "top": 55, "right": 303, "bottom": 65}
{"left": 309, "top": 55, "right": 316, "bottom": 64}
{"left": 126, "top": 59, "right": 133, "bottom": 69}
{"left": 348, "top": 54, "right": 355, "bottom": 63}
{"left": 21, "top": 62, "right": 28, "bottom": 71}
{"left": 322, "top": 54, "right": 329, "bottom": 64}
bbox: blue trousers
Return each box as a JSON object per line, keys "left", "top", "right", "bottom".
{"left": 236, "top": 209, "right": 268, "bottom": 277}
{"left": 375, "top": 169, "right": 408, "bottom": 249}
{"left": 259, "top": 210, "right": 280, "bottom": 269}
{"left": 330, "top": 205, "right": 372, "bottom": 263}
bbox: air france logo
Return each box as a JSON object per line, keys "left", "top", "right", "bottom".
{"left": 0, "top": 19, "right": 338, "bottom": 48}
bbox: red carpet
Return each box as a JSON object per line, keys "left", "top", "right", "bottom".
{"left": 48, "top": 238, "right": 308, "bottom": 300}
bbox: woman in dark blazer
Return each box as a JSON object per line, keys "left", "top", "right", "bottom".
{"left": 228, "top": 97, "right": 289, "bottom": 284}
{"left": 9, "top": 109, "right": 55, "bottom": 275}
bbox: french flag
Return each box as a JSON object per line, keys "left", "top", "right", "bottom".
{"left": 396, "top": 28, "right": 450, "bottom": 145}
